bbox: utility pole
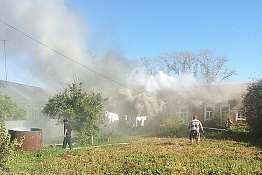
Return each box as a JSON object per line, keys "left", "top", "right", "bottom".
{"left": 0, "top": 40, "right": 7, "bottom": 81}
{"left": 90, "top": 104, "right": 95, "bottom": 145}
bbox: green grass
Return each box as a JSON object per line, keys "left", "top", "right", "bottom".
{"left": 6, "top": 136, "right": 262, "bottom": 174}
{"left": 74, "top": 134, "right": 146, "bottom": 147}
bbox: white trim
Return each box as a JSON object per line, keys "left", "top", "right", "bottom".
{"left": 235, "top": 112, "right": 246, "bottom": 121}
{"left": 204, "top": 104, "right": 215, "bottom": 121}
{"left": 179, "top": 106, "right": 188, "bottom": 121}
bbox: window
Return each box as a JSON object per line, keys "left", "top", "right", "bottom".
{"left": 235, "top": 112, "right": 246, "bottom": 121}
{"left": 204, "top": 104, "right": 214, "bottom": 121}
{"left": 220, "top": 104, "right": 230, "bottom": 118}
{"left": 235, "top": 105, "right": 246, "bottom": 121}
{"left": 179, "top": 106, "right": 188, "bottom": 121}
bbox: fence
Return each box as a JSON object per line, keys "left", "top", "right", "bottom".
{"left": 5, "top": 119, "right": 63, "bottom": 145}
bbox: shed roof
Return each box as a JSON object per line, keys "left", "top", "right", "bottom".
{"left": 0, "top": 80, "right": 55, "bottom": 105}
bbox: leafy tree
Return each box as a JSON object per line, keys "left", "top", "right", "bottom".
{"left": 242, "top": 79, "right": 262, "bottom": 135}
{"left": 139, "top": 49, "right": 237, "bottom": 84}
{"left": 42, "top": 79, "right": 107, "bottom": 141}
{"left": 0, "top": 91, "right": 27, "bottom": 122}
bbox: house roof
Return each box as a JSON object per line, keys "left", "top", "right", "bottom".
{"left": 195, "top": 83, "right": 247, "bottom": 103}
{"left": 0, "top": 80, "right": 55, "bottom": 106}
{"left": 163, "top": 83, "right": 247, "bottom": 105}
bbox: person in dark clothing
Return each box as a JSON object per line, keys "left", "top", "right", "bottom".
{"left": 62, "top": 119, "right": 72, "bottom": 149}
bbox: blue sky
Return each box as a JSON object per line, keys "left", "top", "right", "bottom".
{"left": 66, "top": 0, "right": 262, "bottom": 83}
{"left": 0, "top": 0, "right": 261, "bottom": 89}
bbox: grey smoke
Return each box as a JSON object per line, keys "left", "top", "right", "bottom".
{"left": 0, "top": 0, "right": 244, "bottom": 120}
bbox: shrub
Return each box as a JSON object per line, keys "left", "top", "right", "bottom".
{"left": 206, "top": 111, "right": 227, "bottom": 128}
{"left": 229, "top": 124, "right": 250, "bottom": 132}
{"left": 0, "top": 91, "right": 27, "bottom": 122}
{"left": 0, "top": 122, "right": 24, "bottom": 169}
{"left": 158, "top": 119, "right": 188, "bottom": 138}
{"left": 74, "top": 130, "right": 91, "bottom": 146}
{"left": 242, "top": 79, "right": 262, "bottom": 135}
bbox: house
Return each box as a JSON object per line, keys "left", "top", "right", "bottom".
{"left": 0, "top": 80, "right": 63, "bottom": 145}
{"left": 164, "top": 84, "right": 247, "bottom": 125}
{"left": 0, "top": 80, "right": 55, "bottom": 120}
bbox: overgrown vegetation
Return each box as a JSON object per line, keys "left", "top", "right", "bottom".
{"left": 7, "top": 137, "right": 262, "bottom": 174}
{"left": 157, "top": 119, "right": 188, "bottom": 138}
{"left": 0, "top": 123, "right": 24, "bottom": 171}
{"left": 229, "top": 124, "right": 250, "bottom": 132}
{"left": 242, "top": 78, "right": 262, "bottom": 135}
{"left": 204, "top": 111, "right": 228, "bottom": 128}
{"left": 0, "top": 91, "right": 27, "bottom": 122}
{"left": 211, "top": 111, "right": 228, "bottom": 128}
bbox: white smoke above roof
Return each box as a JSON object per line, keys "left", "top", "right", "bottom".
{"left": 0, "top": 0, "right": 246, "bottom": 118}
{"left": 0, "top": 0, "right": 91, "bottom": 88}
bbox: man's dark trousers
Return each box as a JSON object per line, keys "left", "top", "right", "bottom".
{"left": 63, "top": 135, "right": 72, "bottom": 149}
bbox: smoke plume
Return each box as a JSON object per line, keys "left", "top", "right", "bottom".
{"left": 0, "top": 0, "right": 245, "bottom": 120}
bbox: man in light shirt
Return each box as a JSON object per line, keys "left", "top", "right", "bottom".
{"left": 187, "top": 116, "right": 204, "bottom": 144}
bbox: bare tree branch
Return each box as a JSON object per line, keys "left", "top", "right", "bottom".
{"left": 138, "top": 49, "right": 237, "bottom": 84}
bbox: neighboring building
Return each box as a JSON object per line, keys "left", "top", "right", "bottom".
{"left": 0, "top": 80, "right": 63, "bottom": 145}
{"left": 0, "top": 80, "right": 55, "bottom": 120}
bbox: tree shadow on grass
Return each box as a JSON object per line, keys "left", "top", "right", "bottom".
{"left": 203, "top": 131, "right": 262, "bottom": 149}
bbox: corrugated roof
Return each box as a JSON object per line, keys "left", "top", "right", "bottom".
{"left": 0, "top": 80, "right": 55, "bottom": 105}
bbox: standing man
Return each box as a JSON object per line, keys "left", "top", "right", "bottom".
{"left": 187, "top": 116, "right": 204, "bottom": 144}
{"left": 63, "top": 119, "right": 72, "bottom": 149}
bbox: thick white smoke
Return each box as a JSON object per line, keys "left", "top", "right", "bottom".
{"left": 0, "top": 0, "right": 164, "bottom": 117}
{"left": 0, "top": 0, "right": 244, "bottom": 119}
{"left": 0, "top": 0, "right": 92, "bottom": 88}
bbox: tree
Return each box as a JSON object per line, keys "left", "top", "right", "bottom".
{"left": 42, "top": 79, "right": 107, "bottom": 140}
{"left": 242, "top": 79, "right": 262, "bottom": 135}
{"left": 0, "top": 91, "right": 27, "bottom": 122}
{"left": 197, "top": 50, "right": 237, "bottom": 84}
{"left": 139, "top": 49, "right": 237, "bottom": 84}
{"left": 139, "top": 56, "right": 157, "bottom": 75}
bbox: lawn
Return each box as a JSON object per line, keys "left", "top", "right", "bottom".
{"left": 7, "top": 136, "right": 262, "bottom": 174}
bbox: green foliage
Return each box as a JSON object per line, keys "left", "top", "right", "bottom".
{"left": 0, "top": 91, "right": 27, "bottom": 122}
{"left": 0, "top": 123, "right": 24, "bottom": 169}
{"left": 158, "top": 119, "right": 188, "bottom": 138}
{"left": 206, "top": 111, "right": 227, "bottom": 128}
{"left": 6, "top": 137, "right": 262, "bottom": 174}
{"left": 42, "top": 79, "right": 107, "bottom": 139}
{"left": 74, "top": 130, "right": 91, "bottom": 145}
{"left": 242, "top": 79, "right": 262, "bottom": 135}
{"left": 229, "top": 124, "right": 250, "bottom": 132}
{"left": 202, "top": 130, "right": 262, "bottom": 148}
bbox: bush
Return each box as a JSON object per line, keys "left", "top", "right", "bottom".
{"left": 242, "top": 79, "right": 262, "bottom": 135}
{"left": 0, "top": 91, "right": 27, "bottom": 122}
{"left": 0, "top": 122, "right": 24, "bottom": 169}
{"left": 158, "top": 119, "right": 188, "bottom": 138}
{"left": 229, "top": 124, "right": 250, "bottom": 132}
{"left": 205, "top": 111, "right": 227, "bottom": 128}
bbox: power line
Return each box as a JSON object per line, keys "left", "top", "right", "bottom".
{"left": 0, "top": 19, "right": 142, "bottom": 94}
